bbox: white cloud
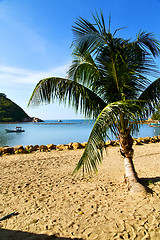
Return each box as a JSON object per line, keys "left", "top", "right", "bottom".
{"left": 0, "top": 64, "right": 69, "bottom": 86}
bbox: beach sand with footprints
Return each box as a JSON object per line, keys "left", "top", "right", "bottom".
{"left": 0, "top": 143, "right": 160, "bottom": 240}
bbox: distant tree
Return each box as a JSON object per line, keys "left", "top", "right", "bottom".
{"left": 28, "top": 12, "right": 160, "bottom": 193}
{"left": 0, "top": 93, "right": 7, "bottom": 98}
{"left": 152, "top": 104, "right": 160, "bottom": 120}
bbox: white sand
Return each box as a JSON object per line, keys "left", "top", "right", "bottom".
{"left": 0, "top": 143, "right": 160, "bottom": 240}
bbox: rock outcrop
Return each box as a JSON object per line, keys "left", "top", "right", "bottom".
{"left": 0, "top": 93, "right": 43, "bottom": 122}
{"left": 0, "top": 136, "right": 160, "bottom": 156}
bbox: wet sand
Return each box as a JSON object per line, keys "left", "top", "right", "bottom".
{"left": 0, "top": 143, "right": 160, "bottom": 240}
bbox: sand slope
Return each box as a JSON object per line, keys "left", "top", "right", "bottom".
{"left": 0, "top": 143, "right": 160, "bottom": 240}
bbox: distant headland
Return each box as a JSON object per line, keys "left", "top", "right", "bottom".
{"left": 0, "top": 93, "right": 43, "bottom": 123}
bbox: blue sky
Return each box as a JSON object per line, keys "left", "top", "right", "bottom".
{"left": 0, "top": 0, "right": 160, "bottom": 120}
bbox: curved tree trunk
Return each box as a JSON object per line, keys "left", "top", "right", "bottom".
{"left": 119, "top": 128, "right": 147, "bottom": 193}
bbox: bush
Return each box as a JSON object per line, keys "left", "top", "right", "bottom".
{"left": 152, "top": 113, "right": 160, "bottom": 120}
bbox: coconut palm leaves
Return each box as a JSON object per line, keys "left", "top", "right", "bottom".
{"left": 138, "top": 77, "right": 160, "bottom": 115}
{"left": 28, "top": 77, "right": 106, "bottom": 119}
{"left": 73, "top": 100, "right": 143, "bottom": 175}
{"left": 136, "top": 31, "right": 160, "bottom": 57}
{"left": 28, "top": 12, "right": 160, "bottom": 178}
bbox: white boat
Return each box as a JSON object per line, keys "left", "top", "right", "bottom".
{"left": 150, "top": 121, "right": 160, "bottom": 125}
{"left": 149, "top": 122, "right": 160, "bottom": 127}
{"left": 5, "top": 126, "right": 25, "bottom": 133}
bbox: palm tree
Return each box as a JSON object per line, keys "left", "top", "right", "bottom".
{"left": 28, "top": 12, "right": 160, "bottom": 193}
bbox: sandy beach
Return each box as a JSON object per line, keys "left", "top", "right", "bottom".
{"left": 0, "top": 143, "right": 160, "bottom": 240}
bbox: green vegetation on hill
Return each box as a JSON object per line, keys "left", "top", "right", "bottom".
{"left": 152, "top": 104, "right": 160, "bottom": 120}
{"left": 0, "top": 93, "right": 30, "bottom": 122}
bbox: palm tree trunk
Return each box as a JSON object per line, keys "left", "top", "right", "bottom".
{"left": 119, "top": 128, "right": 147, "bottom": 193}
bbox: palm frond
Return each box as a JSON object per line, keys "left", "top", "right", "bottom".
{"left": 91, "top": 10, "right": 107, "bottom": 35}
{"left": 73, "top": 101, "right": 143, "bottom": 175}
{"left": 28, "top": 77, "right": 106, "bottom": 119}
{"left": 138, "top": 77, "right": 160, "bottom": 116}
{"left": 136, "top": 31, "right": 160, "bottom": 57}
{"left": 72, "top": 14, "right": 108, "bottom": 55}
{"left": 68, "top": 48, "right": 101, "bottom": 87}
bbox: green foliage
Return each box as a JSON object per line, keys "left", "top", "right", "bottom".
{"left": 73, "top": 101, "right": 143, "bottom": 175}
{"left": 152, "top": 114, "right": 160, "bottom": 120}
{"left": 0, "top": 93, "right": 29, "bottom": 122}
{"left": 28, "top": 12, "right": 160, "bottom": 175}
{"left": 0, "top": 93, "right": 6, "bottom": 98}
{"left": 152, "top": 103, "right": 160, "bottom": 120}
{"left": 152, "top": 112, "right": 160, "bottom": 120}
{"left": 1, "top": 118, "right": 13, "bottom": 122}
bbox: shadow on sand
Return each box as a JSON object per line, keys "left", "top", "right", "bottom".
{"left": 139, "top": 176, "right": 160, "bottom": 194}
{"left": 0, "top": 229, "right": 84, "bottom": 240}
{"left": 140, "top": 176, "right": 160, "bottom": 186}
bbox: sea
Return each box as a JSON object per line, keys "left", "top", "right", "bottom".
{"left": 0, "top": 119, "right": 160, "bottom": 147}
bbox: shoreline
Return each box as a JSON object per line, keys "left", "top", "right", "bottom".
{"left": 0, "top": 143, "right": 160, "bottom": 239}
{"left": 0, "top": 118, "right": 159, "bottom": 123}
{"left": 0, "top": 135, "right": 160, "bottom": 156}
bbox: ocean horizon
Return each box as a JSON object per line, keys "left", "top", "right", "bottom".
{"left": 0, "top": 119, "right": 160, "bottom": 147}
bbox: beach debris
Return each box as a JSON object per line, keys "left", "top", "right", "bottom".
{"left": 0, "top": 211, "right": 18, "bottom": 221}
{"left": 79, "top": 211, "right": 84, "bottom": 215}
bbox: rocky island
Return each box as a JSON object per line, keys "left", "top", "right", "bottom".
{"left": 0, "top": 93, "right": 43, "bottom": 122}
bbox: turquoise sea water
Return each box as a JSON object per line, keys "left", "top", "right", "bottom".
{"left": 0, "top": 119, "right": 160, "bottom": 147}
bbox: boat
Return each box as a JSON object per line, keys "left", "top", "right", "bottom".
{"left": 57, "top": 120, "right": 63, "bottom": 122}
{"left": 5, "top": 126, "right": 25, "bottom": 133}
{"left": 149, "top": 121, "right": 160, "bottom": 127}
